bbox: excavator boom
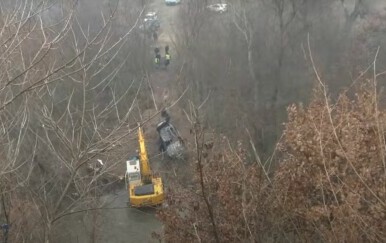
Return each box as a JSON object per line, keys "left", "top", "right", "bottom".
{"left": 138, "top": 127, "right": 151, "bottom": 182}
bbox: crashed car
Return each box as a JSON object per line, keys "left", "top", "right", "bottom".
{"left": 156, "top": 120, "right": 185, "bottom": 159}
{"left": 207, "top": 3, "right": 228, "bottom": 13}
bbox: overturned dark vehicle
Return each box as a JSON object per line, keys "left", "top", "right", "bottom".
{"left": 156, "top": 120, "right": 185, "bottom": 159}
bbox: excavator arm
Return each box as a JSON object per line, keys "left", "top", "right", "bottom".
{"left": 138, "top": 126, "right": 152, "bottom": 184}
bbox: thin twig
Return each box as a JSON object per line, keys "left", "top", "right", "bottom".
{"left": 146, "top": 72, "right": 158, "bottom": 111}
{"left": 246, "top": 128, "right": 271, "bottom": 183}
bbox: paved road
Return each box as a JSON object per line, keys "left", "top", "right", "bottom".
{"left": 55, "top": 190, "right": 160, "bottom": 243}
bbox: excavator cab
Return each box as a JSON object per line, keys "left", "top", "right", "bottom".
{"left": 125, "top": 160, "right": 157, "bottom": 197}
{"left": 125, "top": 157, "right": 141, "bottom": 185}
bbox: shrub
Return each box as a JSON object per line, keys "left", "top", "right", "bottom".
{"left": 157, "top": 81, "right": 386, "bottom": 242}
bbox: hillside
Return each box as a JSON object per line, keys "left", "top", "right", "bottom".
{"left": 1, "top": 0, "right": 386, "bottom": 242}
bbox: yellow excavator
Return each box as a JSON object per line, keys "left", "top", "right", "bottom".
{"left": 125, "top": 126, "right": 164, "bottom": 207}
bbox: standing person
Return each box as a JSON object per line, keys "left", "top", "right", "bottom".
{"left": 161, "top": 109, "right": 170, "bottom": 123}
{"left": 154, "top": 47, "right": 160, "bottom": 68}
{"left": 155, "top": 52, "right": 161, "bottom": 68}
{"left": 165, "top": 45, "right": 169, "bottom": 54}
{"left": 1, "top": 224, "right": 9, "bottom": 243}
{"left": 152, "top": 31, "right": 158, "bottom": 42}
{"left": 164, "top": 52, "right": 171, "bottom": 69}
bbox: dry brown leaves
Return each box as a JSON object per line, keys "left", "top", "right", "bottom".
{"left": 273, "top": 81, "right": 386, "bottom": 242}
{"left": 157, "top": 81, "right": 386, "bottom": 242}
{"left": 157, "top": 136, "right": 269, "bottom": 242}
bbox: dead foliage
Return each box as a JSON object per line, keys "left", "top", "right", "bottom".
{"left": 157, "top": 81, "right": 386, "bottom": 242}
{"left": 156, "top": 132, "right": 270, "bottom": 242}
{"left": 273, "top": 81, "right": 386, "bottom": 242}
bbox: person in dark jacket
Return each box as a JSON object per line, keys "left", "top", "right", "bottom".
{"left": 153, "top": 31, "right": 158, "bottom": 42}
{"left": 155, "top": 53, "right": 161, "bottom": 67}
{"left": 161, "top": 109, "right": 170, "bottom": 122}
{"left": 1, "top": 224, "right": 9, "bottom": 242}
{"left": 154, "top": 47, "right": 161, "bottom": 67}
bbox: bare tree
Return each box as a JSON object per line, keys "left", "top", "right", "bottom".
{"left": 340, "top": 0, "right": 369, "bottom": 30}
{"left": 232, "top": 1, "right": 260, "bottom": 104}
{"left": 0, "top": 0, "right": 152, "bottom": 242}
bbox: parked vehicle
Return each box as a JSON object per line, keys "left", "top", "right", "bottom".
{"left": 138, "top": 11, "right": 160, "bottom": 33}
{"left": 138, "top": 19, "right": 160, "bottom": 32}
{"left": 165, "top": 0, "right": 181, "bottom": 6}
{"left": 144, "top": 11, "right": 157, "bottom": 23}
{"left": 207, "top": 3, "right": 228, "bottom": 13}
